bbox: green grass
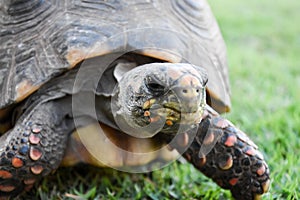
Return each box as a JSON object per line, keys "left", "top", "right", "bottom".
{"left": 21, "top": 1, "right": 300, "bottom": 199}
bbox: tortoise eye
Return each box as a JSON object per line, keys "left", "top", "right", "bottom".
{"left": 203, "top": 77, "right": 208, "bottom": 87}
{"left": 145, "top": 76, "right": 166, "bottom": 95}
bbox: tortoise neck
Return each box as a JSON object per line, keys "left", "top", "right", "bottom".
{"left": 2, "top": 0, "right": 43, "bottom": 15}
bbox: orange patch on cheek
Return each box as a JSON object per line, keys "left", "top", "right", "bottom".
{"left": 144, "top": 111, "right": 151, "bottom": 117}
{"left": 165, "top": 120, "right": 173, "bottom": 126}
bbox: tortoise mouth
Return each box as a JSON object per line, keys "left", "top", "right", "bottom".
{"left": 140, "top": 98, "right": 203, "bottom": 132}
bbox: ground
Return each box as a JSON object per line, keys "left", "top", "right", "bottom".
{"left": 20, "top": 0, "right": 300, "bottom": 199}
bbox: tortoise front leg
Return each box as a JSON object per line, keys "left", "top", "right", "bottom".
{"left": 176, "top": 107, "right": 270, "bottom": 200}
{"left": 0, "top": 99, "right": 73, "bottom": 198}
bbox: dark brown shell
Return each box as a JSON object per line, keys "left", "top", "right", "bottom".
{"left": 0, "top": 0, "right": 230, "bottom": 113}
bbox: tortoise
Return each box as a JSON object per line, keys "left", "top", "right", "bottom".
{"left": 0, "top": 0, "right": 270, "bottom": 199}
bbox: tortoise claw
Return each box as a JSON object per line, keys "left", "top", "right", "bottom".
{"left": 181, "top": 108, "right": 270, "bottom": 200}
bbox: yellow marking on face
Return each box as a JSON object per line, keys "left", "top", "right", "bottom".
{"left": 165, "top": 120, "right": 173, "bottom": 126}
{"left": 143, "top": 99, "right": 156, "bottom": 110}
{"left": 144, "top": 111, "right": 151, "bottom": 117}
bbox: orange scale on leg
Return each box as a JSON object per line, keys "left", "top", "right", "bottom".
{"left": 224, "top": 135, "right": 237, "bottom": 147}
{"left": 262, "top": 179, "right": 271, "bottom": 193}
{"left": 176, "top": 133, "right": 189, "bottom": 147}
{"left": 198, "top": 156, "right": 206, "bottom": 167}
{"left": 25, "top": 184, "right": 34, "bottom": 191}
{"left": 203, "top": 131, "right": 215, "bottom": 145}
{"left": 29, "top": 134, "right": 41, "bottom": 144}
{"left": 24, "top": 178, "right": 36, "bottom": 185}
{"left": 29, "top": 147, "right": 43, "bottom": 161}
{"left": 0, "top": 170, "right": 12, "bottom": 179}
{"left": 217, "top": 119, "right": 229, "bottom": 128}
{"left": 31, "top": 125, "right": 42, "bottom": 134}
{"left": 244, "top": 146, "right": 256, "bottom": 156}
{"left": 0, "top": 185, "right": 15, "bottom": 192}
{"left": 256, "top": 165, "right": 266, "bottom": 176}
{"left": 229, "top": 178, "right": 239, "bottom": 186}
{"left": 12, "top": 157, "right": 24, "bottom": 168}
{"left": 31, "top": 165, "right": 44, "bottom": 175}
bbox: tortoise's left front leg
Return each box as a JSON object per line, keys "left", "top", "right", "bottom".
{"left": 174, "top": 107, "right": 270, "bottom": 200}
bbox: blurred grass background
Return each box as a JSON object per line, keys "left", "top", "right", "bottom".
{"left": 22, "top": 0, "right": 300, "bottom": 199}
{"left": 211, "top": 0, "right": 300, "bottom": 199}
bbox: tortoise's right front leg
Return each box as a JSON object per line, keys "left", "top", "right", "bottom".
{"left": 174, "top": 107, "right": 271, "bottom": 200}
{"left": 0, "top": 99, "right": 74, "bottom": 198}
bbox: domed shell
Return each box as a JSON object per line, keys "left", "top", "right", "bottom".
{"left": 0, "top": 0, "right": 230, "bottom": 113}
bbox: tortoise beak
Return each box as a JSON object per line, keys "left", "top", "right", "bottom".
{"left": 170, "top": 86, "right": 204, "bottom": 113}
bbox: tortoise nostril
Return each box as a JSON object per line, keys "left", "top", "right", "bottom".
{"left": 181, "top": 88, "right": 200, "bottom": 96}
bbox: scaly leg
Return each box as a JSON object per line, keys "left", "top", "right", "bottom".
{"left": 0, "top": 98, "right": 73, "bottom": 198}
{"left": 173, "top": 106, "right": 270, "bottom": 200}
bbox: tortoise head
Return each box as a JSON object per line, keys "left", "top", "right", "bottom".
{"left": 112, "top": 63, "right": 208, "bottom": 138}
